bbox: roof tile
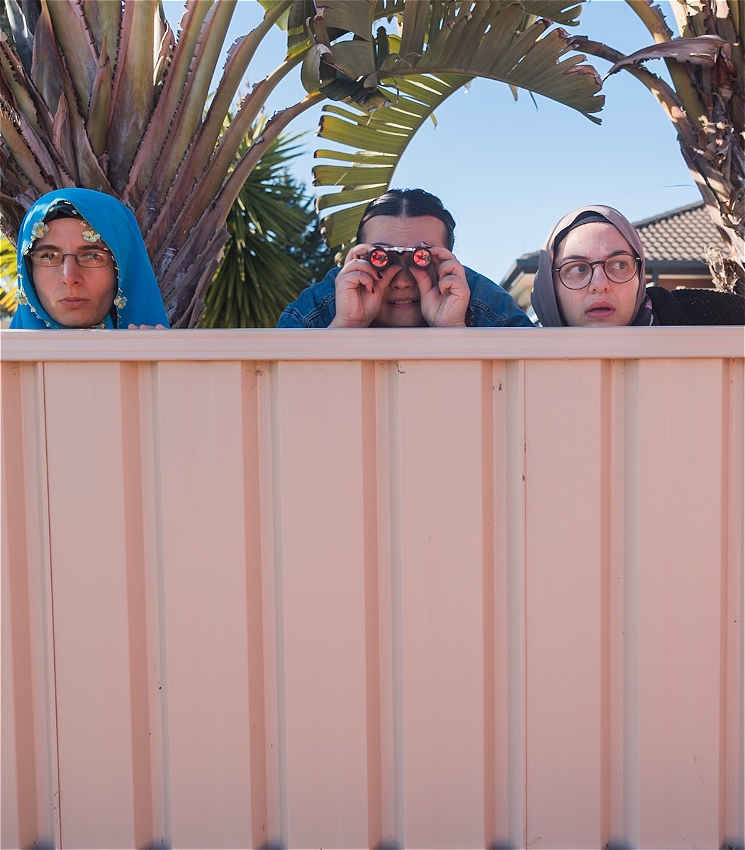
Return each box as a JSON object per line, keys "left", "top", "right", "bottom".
{"left": 634, "top": 202, "right": 726, "bottom": 262}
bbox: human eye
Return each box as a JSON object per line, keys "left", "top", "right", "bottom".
{"left": 608, "top": 255, "right": 632, "bottom": 273}
{"left": 32, "top": 249, "right": 62, "bottom": 265}
{"left": 563, "top": 261, "right": 588, "bottom": 278}
{"left": 79, "top": 250, "right": 109, "bottom": 265}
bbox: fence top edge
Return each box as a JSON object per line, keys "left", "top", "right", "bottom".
{"left": 1, "top": 327, "right": 744, "bottom": 362}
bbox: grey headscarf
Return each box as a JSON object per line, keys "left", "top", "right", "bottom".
{"left": 531, "top": 205, "right": 651, "bottom": 327}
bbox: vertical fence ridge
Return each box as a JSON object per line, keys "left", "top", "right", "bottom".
{"left": 265, "top": 360, "right": 288, "bottom": 846}
{"left": 361, "top": 361, "right": 383, "bottom": 849}
{"left": 2, "top": 364, "right": 40, "bottom": 847}
{"left": 599, "top": 360, "right": 613, "bottom": 848}
{"left": 722, "top": 358, "right": 745, "bottom": 845}
{"left": 718, "top": 355, "right": 732, "bottom": 845}
{"left": 119, "top": 363, "right": 155, "bottom": 847}
{"left": 386, "top": 360, "right": 406, "bottom": 845}
{"left": 254, "top": 360, "right": 284, "bottom": 846}
{"left": 504, "top": 359, "right": 527, "bottom": 848}
{"left": 145, "top": 360, "right": 171, "bottom": 847}
{"left": 32, "top": 361, "right": 60, "bottom": 849}
{"left": 240, "top": 361, "right": 270, "bottom": 849}
{"left": 372, "top": 360, "right": 398, "bottom": 847}
{"left": 481, "top": 361, "right": 497, "bottom": 848}
{"left": 619, "top": 358, "right": 641, "bottom": 848}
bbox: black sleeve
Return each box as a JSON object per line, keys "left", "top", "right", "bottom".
{"left": 647, "top": 285, "right": 745, "bottom": 325}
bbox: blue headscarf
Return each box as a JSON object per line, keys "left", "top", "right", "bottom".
{"left": 10, "top": 188, "right": 169, "bottom": 329}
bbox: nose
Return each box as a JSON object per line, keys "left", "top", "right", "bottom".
{"left": 59, "top": 254, "right": 83, "bottom": 285}
{"left": 390, "top": 261, "right": 417, "bottom": 287}
{"left": 588, "top": 263, "right": 611, "bottom": 292}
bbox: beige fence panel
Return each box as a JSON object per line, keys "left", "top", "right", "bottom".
{"left": 2, "top": 329, "right": 743, "bottom": 850}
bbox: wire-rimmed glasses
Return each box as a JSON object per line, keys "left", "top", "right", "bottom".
{"left": 554, "top": 253, "right": 640, "bottom": 289}
{"left": 27, "top": 249, "right": 112, "bottom": 268}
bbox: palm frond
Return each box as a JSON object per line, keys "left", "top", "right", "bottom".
{"left": 314, "top": 72, "right": 464, "bottom": 247}
{"left": 200, "top": 128, "right": 332, "bottom": 328}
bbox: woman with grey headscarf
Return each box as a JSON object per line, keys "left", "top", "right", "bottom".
{"left": 531, "top": 205, "right": 744, "bottom": 327}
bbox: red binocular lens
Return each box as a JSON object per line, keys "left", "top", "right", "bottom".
{"left": 367, "top": 246, "right": 432, "bottom": 270}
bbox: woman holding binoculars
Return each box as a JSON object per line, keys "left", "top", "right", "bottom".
{"left": 277, "top": 188, "right": 533, "bottom": 329}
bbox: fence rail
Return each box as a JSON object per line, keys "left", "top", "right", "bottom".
{"left": 2, "top": 329, "right": 744, "bottom": 849}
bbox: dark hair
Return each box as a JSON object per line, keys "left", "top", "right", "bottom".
{"left": 552, "top": 211, "right": 610, "bottom": 253}
{"left": 43, "top": 200, "right": 84, "bottom": 223}
{"left": 356, "top": 188, "right": 456, "bottom": 250}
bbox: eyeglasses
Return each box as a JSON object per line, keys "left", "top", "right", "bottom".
{"left": 27, "top": 249, "right": 112, "bottom": 268}
{"left": 367, "top": 246, "right": 433, "bottom": 270}
{"left": 554, "top": 253, "right": 640, "bottom": 289}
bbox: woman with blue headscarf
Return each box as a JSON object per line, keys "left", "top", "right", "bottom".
{"left": 10, "top": 188, "right": 169, "bottom": 329}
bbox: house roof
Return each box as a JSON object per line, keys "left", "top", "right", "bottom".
{"left": 500, "top": 201, "right": 725, "bottom": 291}
{"left": 634, "top": 201, "right": 725, "bottom": 262}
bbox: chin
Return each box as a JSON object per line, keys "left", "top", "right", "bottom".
{"left": 378, "top": 313, "right": 424, "bottom": 328}
{"left": 54, "top": 312, "right": 107, "bottom": 329}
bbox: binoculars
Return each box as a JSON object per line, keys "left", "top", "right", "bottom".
{"left": 367, "top": 246, "right": 433, "bottom": 270}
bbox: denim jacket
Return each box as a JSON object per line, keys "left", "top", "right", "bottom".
{"left": 277, "top": 266, "right": 534, "bottom": 328}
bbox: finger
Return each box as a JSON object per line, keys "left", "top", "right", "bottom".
{"left": 375, "top": 262, "right": 400, "bottom": 287}
{"left": 345, "top": 243, "right": 375, "bottom": 265}
{"left": 405, "top": 264, "right": 434, "bottom": 296}
{"left": 427, "top": 245, "right": 457, "bottom": 264}
{"left": 337, "top": 265, "right": 374, "bottom": 290}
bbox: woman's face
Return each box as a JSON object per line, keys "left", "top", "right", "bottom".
{"left": 30, "top": 218, "right": 117, "bottom": 328}
{"left": 553, "top": 222, "right": 641, "bottom": 327}
{"left": 359, "top": 215, "right": 446, "bottom": 327}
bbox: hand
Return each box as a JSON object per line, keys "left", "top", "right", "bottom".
{"left": 127, "top": 323, "right": 167, "bottom": 329}
{"left": 328, "top": 245, "right": 399, "bottom": 328}
{"left": 418, "top": 247, "right": 469, "bottom": 327}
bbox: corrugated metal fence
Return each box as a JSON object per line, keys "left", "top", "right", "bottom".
{"left": 2, "top": 328, "right": 744, "bottom": 849}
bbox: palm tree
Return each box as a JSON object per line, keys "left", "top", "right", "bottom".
{"left": 1, "top": 0, "right": 603, "bottom": 327}
{"left": 200, "top": 126, "right": 333, "bottom": 328}
{"left": 568, "top": 0, "right": 744, "bottom": 293}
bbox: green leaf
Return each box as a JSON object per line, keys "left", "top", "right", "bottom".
{"left": 313, "top": 72, "right": 465, "bottom": 247}
{"left": 0, "top": 233, "right": 18, "bottom": 317}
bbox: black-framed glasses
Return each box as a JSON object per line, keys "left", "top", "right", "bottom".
{"left": 27, "top": 249, "right": 112, "bottom": 268}
{"left": 554, "top": 253, "right": 640, "bottom": 290}
{"left": 367, "top": 246, "right": 433, "bottom": 270}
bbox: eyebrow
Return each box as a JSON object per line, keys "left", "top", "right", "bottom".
{"left": 31, "top": 242, "right": 107, "bottom": 251}
{"left": 558, "top": 249, "right": 635, "bottom": 261}
{"left": 373, "top": 242, "right": 434, "bottom": 248}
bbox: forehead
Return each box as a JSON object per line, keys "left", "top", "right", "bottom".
{"left": 362, "top": 214, "right": 447, "bottom": 247}
{"left": 555, "top": 222, "right": 634, "bottom": 261}
{"left": 35, "top": 216, "right": 90, "bottom": 245}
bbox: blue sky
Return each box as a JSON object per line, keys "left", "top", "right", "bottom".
{"left": 163, "top": 1, "right": 700, "bottom": 284}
